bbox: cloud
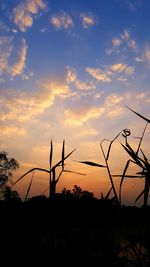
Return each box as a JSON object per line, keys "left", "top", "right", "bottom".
{"left": 0, "top": 36, "right": 13, "bottom": 76}
{"left": 105, "top": 49, "right": 113, "bottom": 55}
{"left": 117, "top": 76, "right": 127, "bottom": 82}
{"left": 121, "top": 30, "right": 137, "bottom": 50}
{"left": 86, "top": 63, "right": 134, "bottom": 84}
{"left": 66, "top": 67, "right": 96, "bottom": 90}
{"left": 50, "top": 11, "right": 73, "bottom": 30}
{"left": 145, "top": 48, "right": 150, "bottom": 64}
{"left": 75, "top": 80, "right": 96, "bottom": 90}
{"left": 64, "top": 90, "right": 150, "bottom": 125}
{"left": 0, "top": 37, "right": 28, "bottom": 79}
{"left": 127, "top": 39, "right": 137, "bottom": 50}
{"left": 66, "top": 68, "right": 77, "bottom": 83}
{"left": 77, "top": 128, "right": 98, "bottom": 137}
{"left": 135, "top": 56, "right": 144, "bottom": 62}
{"left": 13, "top": 0, "right": 47, "bottom": 32}
{"left": 122, "top": 30, "right": 137, "bottom": 50}
{"left": 112, "top": 38, "right": 122, "bottom": 47}
{"left": 110, "top": 63, "right": 135, "bottom": 75}
{"left": 80, "top": 13, "right": 97, "bottom": 28}
{"left": 10, "top": 39, "right": 28, "bottom": 77}
{"left": 121, "top": 30, "right": 130, "bottom": 41}
{"left": 0, "top": 126, "right": 26, "bottom": 137}
{"left": 110, "top": 63, "right": 127, "bottom": 73}
{"left": 86, "top": 67, "right": 112, "bottom": 82}
{"left": 124, "top": 66, "right": 135, "bottom": 75}
{"left": 105, "top": 93, "right": 124, "bottom": 107}
{"left": 109, "top": 30, "right": 137, "bottom": 54}
{"left": 65, "top": 105, "right": 104, "bottom": 125}
{"left": 0, "top": 82, "right": 70, "bottom": 122}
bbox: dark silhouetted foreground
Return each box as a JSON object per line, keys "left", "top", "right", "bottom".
{"left": 1, "top": 194, "right": 150, "bottom": 267}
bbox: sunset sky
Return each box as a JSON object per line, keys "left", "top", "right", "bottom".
{"left": 0, "top": 0, "right": 150, "bottom": 205}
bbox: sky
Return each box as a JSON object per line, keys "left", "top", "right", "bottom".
{"left": 0, "top": 0, "right": 150, "bottom": 205}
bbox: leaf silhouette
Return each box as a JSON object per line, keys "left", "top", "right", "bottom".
{"left": 76, "top": 161, "right": 106, "bottom": 168}
{"left": 126, "top": 106, "right": 150, "bottom": 123}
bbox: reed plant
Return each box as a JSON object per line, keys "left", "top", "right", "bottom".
{"left": 114, "top": 107, "right": 150, "bottom": 206}
{"left": 12, "top": 140, "right": 85, "bottom": 199}
{"left": 78, "top": 107, "right": 149, "bottom": 206}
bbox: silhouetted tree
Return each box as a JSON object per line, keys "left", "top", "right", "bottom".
{"left": 62, "top": 185, "right": 94, "bottom": 199}
{"left": 2, "top": 186, "right": 21, "bottom": 201}
{"left": 0, "top": 151, "right": 19, "bottom": 200}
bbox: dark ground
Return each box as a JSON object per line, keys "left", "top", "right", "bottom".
{"left": 1, "top": 196, "right": 150, "bottom": 266}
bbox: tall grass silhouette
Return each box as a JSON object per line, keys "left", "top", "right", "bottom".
{"left": 12, "top": 107, "right": 149, "bottom": 205}
{"left": 118, "top": 107, "right": 150, "bottom": 206}
{"left": 12, "top": 140, "right": 85, "bottom": 199}
{"left": 77, "top": 106, "right": 149, "bottom": 206}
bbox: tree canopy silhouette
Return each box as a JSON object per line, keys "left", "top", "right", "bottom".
{"left": 0, "top": 151, "right": 19, "bottom": 199}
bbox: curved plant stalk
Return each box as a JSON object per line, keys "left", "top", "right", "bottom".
{"left": 100, "top": 134, "right": 121, "bottom": 205}
{"left": 77, "top": 132, "right": 121, "bottom": 204}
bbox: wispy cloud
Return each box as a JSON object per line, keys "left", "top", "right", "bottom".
{"left": 86, "top": 63, "right": 134, "bottom": 83}
{"left": 74, "top": 80, "right": 96, "bottom": 90}
{"left": 110, "top": 63, "right": 127, "bottom": 73}
{"left": 80, "top": 13, "right": 97, "bottom": 28}
{"left": 86, "top": 67, "right": 112, "bottom": 82}
{"left": 127, "top": 39, "right": 137, "bottom": 50}
{"left": 10, "top": 39, "right": 28, "bottom": 77}
{"left": 66, "top": 68, "right": 77, "bottom": 83}
{"left": 65, "top": 105, "right": 104, "bottom": 125}
{"left": 110, "top": 63, "right": 135, "bottom": 75}
{"left": 0, "top": 36, "right": 13, "bottom": 77}
{"left": 121, "top": 30, "right": 130, "bottom": 41}
{"left": 13, "top": 0, "right": 47, "bottom": 32}
{"left": 0, "top": 81, "right": 70, "bottom": 122}
{"left": 134, "top": 56, "right": 144, "bottom": 62}
{"left": 124, "top": 66, "right": 135, "bottom": 75}
{"left": 64, "top": 91, "right": 150, "bottom": 125}
{"left": 0, "top": 126, "right": 27, "bottom": 137}
{"left": 0, "top": 37, "right": 28, "bottom": 80}
{"left": 109, "top": 29, "right": 137, "bottom": 55}
{"left": 112, "top": 38, "right": 122, "bottom": 47}
{"left": 66, "top": 67, "right": 96, "bottom": 90}
{"left": 145, "top": 48, "right": 150, "bottom": 64}
{"left": 50, "top": 11, "right": 73, "bottom": 30}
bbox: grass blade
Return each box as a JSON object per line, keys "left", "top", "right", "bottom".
{"left": 63, "top": 170, "right": 86, "bottom": 175}
{"left": 49, "top": 139, "right": 53, "bottom": 197}
{"left": 24, "top": 172, "right": 34, "bottom": 201}
{"left": 106, "top": 132, "right": 121, "bottom": 160}
{"left": 135, "top": 189, "right": 145, "bottom": 203}
{"left": 119, "top": 159, "right": 136, "bottom": 203}
{"left": 144, "top": 176, "right": 149, "bottom": 206}
{"left": 113, "top": 175, "right": 143, "bottom": 178}
{"left": 121, "top": 143, "right": 144, "bottom": 168}
{"left": 126, "top": 106, "right": 150, "bottom": 123}
{"left": 136, "top": 123, "right": 148, "bottom": 154}
{"left": 76, "top": 160, "right": 106, "bottom": 168}
{"left": 62, "top": 140, "right": 65, "bottom": 171}
{"left": 49, "top": 139, "right": 53, "bottom": 170}
{"left": 104, "top": 187, "right": 113, "bottom": 200}
{"left": 54, "top": 148, "right": 76, "bottom": 169}
{"left": 12, "top": 167, "right": 51, "bottom": 186}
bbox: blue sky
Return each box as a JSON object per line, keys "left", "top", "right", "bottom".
{"left": 0, "top": 0, "right": 150, "bottom": 204}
